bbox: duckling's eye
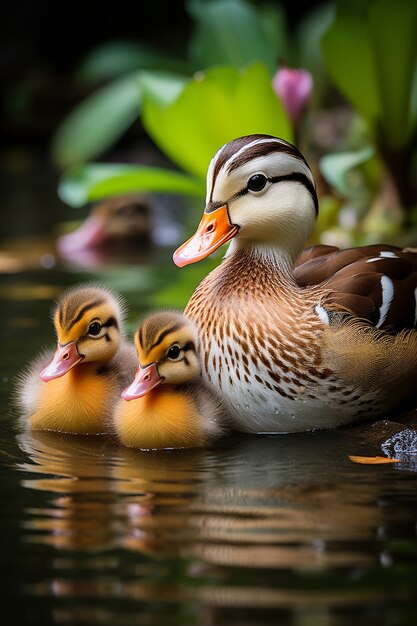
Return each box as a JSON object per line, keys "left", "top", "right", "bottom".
{"left": 88, "top": 321, "right": 102, "bottom": 336}
{"left": 247, "top": 174, "right": 267, "bottom": 192}
{"left": 167, "top": 344, "right": 181, "bottom": 360}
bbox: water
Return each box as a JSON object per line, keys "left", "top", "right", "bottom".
{"left": 1, "top": 255, "right": 417, "bottom": 626}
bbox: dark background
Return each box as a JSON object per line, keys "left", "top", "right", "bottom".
{"left": 0, "top": 1, "right": 325, "bottom": 240}
{"left": 1, "top": 0, "right": 323, "bottom": 144}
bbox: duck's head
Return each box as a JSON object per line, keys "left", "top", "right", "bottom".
{"left": 173, "top": 134, "right": 318, "bottom": 267}
{"left": 40, "top": 285, "right": 124, "bottom": 382}
{"left": 122, "top": 312, "right": 199, "bottom": 401}
{"left": 57, "top": 194, "right": 151, "bottom": 256}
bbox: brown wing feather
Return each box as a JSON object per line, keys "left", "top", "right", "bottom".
{"left": 295, "top": 244, "right": 417, "bottom": 332}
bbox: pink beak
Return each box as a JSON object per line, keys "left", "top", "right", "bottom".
{"left": 40, "top": 342, "right": 82, "bottom": 382}
{"left": 121, "top": 363, "right": 162, "bottom": 401}
{"left": 57, "top": 216, "right": 106, "bottom": 255}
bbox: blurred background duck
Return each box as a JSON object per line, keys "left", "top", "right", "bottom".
{"left": 16, "top": 284, "right": 137, "bottom": 434}
{"left": 173, "top": 134, "right": 417, "bottom": 434}
{"left": 113, "top": 312, "right": 226, "bottom": 450}
{"left": 57, "top": 194, "right": 152, "bottom": 266}
{"left": 57, "top": 193, "right": 183, "bottom": 267}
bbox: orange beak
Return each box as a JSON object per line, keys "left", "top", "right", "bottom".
{"left": 173, "top": 204, "right": 239, "bottom": 267}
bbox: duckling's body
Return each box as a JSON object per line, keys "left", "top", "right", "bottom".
{"left": 113, "top": 312, "right": 225, "bottom": 449}
{"left": 173, "top": 134, "right": 417, "bottom": 433}
{"left": 17, "top": 285, "right": 136, "bottom": 434}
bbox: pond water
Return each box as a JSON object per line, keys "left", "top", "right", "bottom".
{"left": 1, "top": 246, "right": 417, "bottom": 626}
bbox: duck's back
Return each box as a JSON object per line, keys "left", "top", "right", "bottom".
{"left": 294, "top": 244, "right": 417, "bottom": 332}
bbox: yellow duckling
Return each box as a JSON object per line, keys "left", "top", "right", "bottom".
{"left": 113, "top": 312, "right": 226, "bottom": 449}
{"left": 17, "top": 284, "right": 137, "bottom": 434}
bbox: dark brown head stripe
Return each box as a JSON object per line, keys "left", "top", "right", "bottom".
{"left": 148, "top": 323, "right": 183, "bottom": 353}
{"left": 227, "top": 138, "right": 309, "bottom": 174}
{"left": 270, "top": 173, "right": 319, "bottom": 215}
{"left": 138, "top": 311, "right": 190, "bottom": 353}
{"left": 64, "top": 299, "right": 106, "bottom": 331}
{"left": 209, "top": 135, "right": 312, "bottom": 203}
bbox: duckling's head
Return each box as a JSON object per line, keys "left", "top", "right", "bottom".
{"left": 40, "top": 285, "right": 125, "bottom": 382}
{"left": 122, "top": 312, "right": 199, "bottom": 401}
{"left": 173, "top": 134, "right": 318, "bottom": 267}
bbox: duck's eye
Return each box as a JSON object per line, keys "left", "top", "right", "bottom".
{"left": 167, "top": 344, "right": 181, "bottom": 360}
{"left": 88, "top": 321, "right": 102, "bottom": 336}
{"left": 247, "top": 174, "right": 267, "bottom": 192}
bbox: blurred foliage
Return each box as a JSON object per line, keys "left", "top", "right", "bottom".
{"left": 59, "top": 64, "right": 292, "bottom": 205}
{"left": 59, "top": 164, "right": 204, "bottom": 208}
{"left": 52, "top": 0, "right": 313, "bottom": 171}
{"left": 322, "top": 0, "right": 417, "bottom": 150}
{"left": 141, "top": 64, "right": 292, "bottom": 178}
{"left": 320, "top": 0, "right": 417, "bottom": 233}
{"left": 52, "top": 0, "right": 417, "bottom": 246}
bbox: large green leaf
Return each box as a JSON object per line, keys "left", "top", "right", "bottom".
{"left": 368, "top": 0, "right": 417, "bottom": 148}
{"left": 139, "top": 72, "right": 188, "bottom": 107}
{"left": 141, "top": 63, "right": 293, "bottom": 179}
{"left": 51, "top": 71, "right": 187, "bottom": 170}
{"left": 59, "top": 164, "right": 205, "bottom": 208}
{"left": 187, "top": 0, "right": 278, "bottom": 74}
{"left": 322, "top": 0, "right": 417, "bottom": 149}
{"left": 321, "top": 1, "right": 380, "bottom": 124}
{"left": 51, "top": 73, "right": 142, "bottom": 169}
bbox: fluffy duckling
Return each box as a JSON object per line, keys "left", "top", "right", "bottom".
{"left": 113, "top": 312, "right": 225, "bottom": 450}
{"left": 17, "top": 284, "right": 137, "bottom": 434}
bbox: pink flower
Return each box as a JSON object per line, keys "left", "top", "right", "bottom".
{"left": 273, "top": 67, "right": 313, "bottom": 127}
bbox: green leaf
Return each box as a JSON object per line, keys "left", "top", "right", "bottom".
{"left": 77, "top": 40, "right": 189, "bottom": 83}
{"left": 138, "top": 71, "right": 188, "bottom": 107}
{"left": 51, "top": 70, "right": 188, "bottom": 170}
{"left": 368, "top": 0, "right": 417, "bottom": 148}
{"left": 187, "top": 0, "right": 278, "bottom": 74}
{"left": 322, "top": 0, "right": 417, "bottom": 149}
{"left": 319, "top": 146, "right": 375, "bottom": 197}
{"left": 141, "top": 63, "right": 293, "bottom": 179}
{"left": 321, "top": 1, "right": 380, "bottom": 124}
{"left": 296, "top": 3, "right": 334, "bottom": 103}
{"left": 51, "top": 73, "right": 142, "bottom": 169}
{"left": 59, "top": 164, "right": 205, "bottom": 208}
{"left": 258, "top": 3, "right": 291, "bottom": 65}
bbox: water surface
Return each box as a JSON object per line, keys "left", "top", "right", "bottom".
{"left": 1, "top": 258, "right": 417, "bottom": 626}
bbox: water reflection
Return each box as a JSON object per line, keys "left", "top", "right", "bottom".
{"left": 15, "top": 427, "right": 417, "bottom": 624}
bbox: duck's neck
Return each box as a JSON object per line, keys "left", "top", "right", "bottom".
{"left": 225, "top": 239, "right": 298, "bottom": 283}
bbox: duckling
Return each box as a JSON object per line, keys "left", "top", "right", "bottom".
{"left": 113, "top": 312, "right": 225, "bottom": 449}
{"left": 16, "top": 284, "right": 137, "bottom": 434}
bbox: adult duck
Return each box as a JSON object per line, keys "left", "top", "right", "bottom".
{"left": 113, "top": 311, "right": 225, "bottom": 449}
{"left": 173, "top": 134, "right": 417, "bottom": 433}
{"left": 17, "top": 284, "right": 137, "bottom": 434}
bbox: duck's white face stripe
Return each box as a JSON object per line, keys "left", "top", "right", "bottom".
{"left": 366, "top": 251, "right": 399, "bottom": 263}
{"left": 376, "top": 275, "right": 394, "bottom": 328}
